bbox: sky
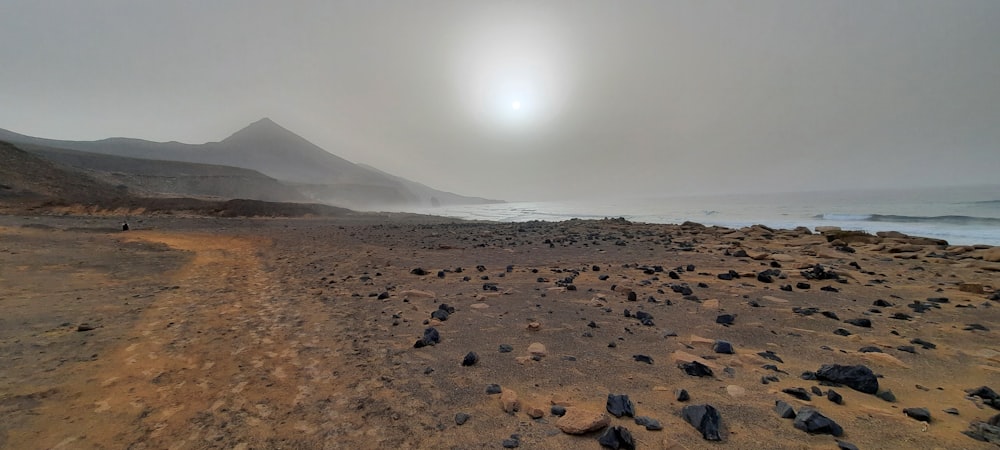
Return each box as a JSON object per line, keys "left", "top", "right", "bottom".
{"left": 2, "top": 1, "right": 998, "bottom": 201}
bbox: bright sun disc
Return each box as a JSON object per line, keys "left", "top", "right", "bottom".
{"left": 511, "top": 101, "right": 521, "bottom": 110}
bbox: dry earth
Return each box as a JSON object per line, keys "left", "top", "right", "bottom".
{"left": 1, "top": 214, "right": 998, "bottom": 449}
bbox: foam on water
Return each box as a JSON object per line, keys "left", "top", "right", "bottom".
{"left": 404, "top": 185, "right": 1000, "bottom": 246}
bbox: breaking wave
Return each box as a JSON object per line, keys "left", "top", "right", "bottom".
{"left": 815, "top": 213, "right": 1000, "bottom": 226}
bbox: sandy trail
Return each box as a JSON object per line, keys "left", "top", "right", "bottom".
{"left": 7, "top": 231, "right": 358, "bottom": 449}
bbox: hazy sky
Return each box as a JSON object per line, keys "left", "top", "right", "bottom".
{"left": 2, "top": 1, "right": 998, "bottom": 201}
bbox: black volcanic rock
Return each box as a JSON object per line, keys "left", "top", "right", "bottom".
{"left": 598, "top": 426, "right": 635, "bottom": 450}
{"left": 413, "top": 327, "right": 440, "bottom": 348}
{"left": 783, "top": 387, "right": 812, "bottom": 401}
{"left": 713, "top": 340, "right": 735, "bottom": 354}
{"left": 606, "top": 394, "right": 636, "bottom": 418}
{"left": 634, "top": 416, "right": 662, "bottom": 431}
{"left": 680, "top": 361, "right": 714, "bottom": 377}
{"left": 681, "top": 404, "right": 724, "bottom": 441}
{"left": 904, "top": 407, "right": 931, "bottom": 422}
{"left": 815, "top": 364, "right": 879, "bottom": 394}
{"left": 775, "top": 400, "right": 796, "bottom": 419}
{"left": 794, "top": 408, "right": 844, "bottom": 436}
{"left": 844, "top": 318, "right": 872, "bottom": 328}
{"left": 757, "top": 350, "right": 784, "bottom": 363}
{"left": 966, "top": 386, "right": 1000, "bottom": 410}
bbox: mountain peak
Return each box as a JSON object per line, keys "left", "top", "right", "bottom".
{"left": 223, "top": 117, "right": 298, "bottom": 143}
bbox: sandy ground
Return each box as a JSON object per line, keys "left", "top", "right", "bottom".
{"left": 1, "top": 214, "right": 998, "bottom": 449}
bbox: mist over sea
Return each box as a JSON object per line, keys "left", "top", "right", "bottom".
{"left": 409, "top": 185, "right": 1000, "bottom": 246}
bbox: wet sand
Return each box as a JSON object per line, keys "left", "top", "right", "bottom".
{"left": 1, "top": 215, "right": 997, "bottom": 449}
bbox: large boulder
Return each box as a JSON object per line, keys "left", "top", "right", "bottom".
{"left": 815, "top": 364, "right": 879, "bottom": 394}
{"left": 681, "top": 404, "right": 724, "bottom": 441}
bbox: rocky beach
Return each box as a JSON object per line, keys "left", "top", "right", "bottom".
{"left": 1, "top": 213, "right": 998, "bottom": 449}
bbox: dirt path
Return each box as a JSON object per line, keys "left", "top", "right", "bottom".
{"left": 6, "top": 231, "right": 362, "bottom": 449}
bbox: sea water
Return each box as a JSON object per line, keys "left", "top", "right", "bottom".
{"left": 409, "top": 185, "right": 1000, "bottom": 246}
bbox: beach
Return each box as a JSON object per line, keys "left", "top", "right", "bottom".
{"left": 1, "top": 213, "right": 998, "bottom": 449}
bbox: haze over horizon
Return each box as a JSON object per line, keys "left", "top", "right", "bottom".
{"left": 2, "top": 1, "right": 998, "bottom": 202}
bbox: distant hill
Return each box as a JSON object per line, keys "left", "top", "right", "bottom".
{"left": 0, "top": 140, "right": 352, "bottom": 217}
{"left": 19, "top": 143, "right": 309, "bottom": 203}
{"left": 0, "top": 141, "right": 125, "bottom": 203}
{"left": 0, "top": 119, "right": 501, "bottom": 209}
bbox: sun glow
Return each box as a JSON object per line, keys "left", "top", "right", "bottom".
{"left": 450, "top": 7, "right": 575, "bottom": 131}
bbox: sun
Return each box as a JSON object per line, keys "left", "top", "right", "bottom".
{"left": 511, "top": 101, "right": 521, "bottom": 111}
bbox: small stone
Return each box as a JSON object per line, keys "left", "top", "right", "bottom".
{"left": 877, "top": 390, "right": 896, "bottom": 402}
{"left": 499, "top": 344, "right": 513, "bottom": 353}
{"left": 597, "top": 426, "right": 636, "bottom": 450}
{"left": 410, "top": 267, "right": 428, "bottom": 276}
{"left": 836, "top": 440, "right": 860, "bottom": 450}
{"left": 713, "top": 340, "right": 735, "bottom": 354}
{"left": 676, "top": 389, "right": 690, "bottom": 402}
{"left": 793, "top": 408, "right": 844, "bottom": 436}
{"left": 555, "top": 408, "right": 611, "bottom": 434}
{"left": 454, "top": 413, "right": 471, "bottom": 425}
{"left": 827, "top": 389, "right": 844, "bottom": 405}
{"left": 430, "top": 309, "right": 450, "bottom": 321}
{"left": 486, "top": 384, "right": 502, "bottom": 394}
{"left": 632, "top": 354, "right": 653, "bottom": 364}
{"left": 634, "top": 416, "right": 663, "bottom": 431}
{"left": 775, "top": 400, "right": 796, "bottom": 419}
{"left": 526, "top": 406, "right": 545, "bottom": 419}
{"left": 844, "top": 318, "right": 872, "bottom": 328}
{"left": 943, "top": 408, "right": 959, "bottom": 415}
{"left": 501, "top": 389, "right": 521, "bottom": 414}
{"left": 501, "top": 437, "right": 519, "bottom": 448}
{"left": 551, "top": 405, "right": 567, "bottom": 416}
{"left": 413, "top": 327, "right": 440, "bottom": 348}
{"left": 903, "top": 407, "right": 931, "bottom": 422}
{"left": 680, "top": 361, "right": 714, "bottom": 378}
{"left": 527, "top": 342, "right": 547, "bottom": 357}
{"left": 783, "top": 387, "right": 812, "bottom": 401}
{"left": 461, "top": 352, "right": 479, "bottom": 366}
{"left": 757, "top": 350, "right": 784, "bottom": 363}
{"left": 77, "top": 324, "right": 95, "bottom": 332}
{"left": 716, "top": 314, "right": 736, "bottom": 326}
{"left": 606, "top": 394, "right": 635, "bottom": 418}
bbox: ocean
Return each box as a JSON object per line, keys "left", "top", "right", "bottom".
{"left": 407, "top": 185, "right": 1000, "bottom": 246}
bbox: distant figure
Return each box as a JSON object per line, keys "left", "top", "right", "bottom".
{"left": 122, "top": 221, "right": 129, "bottom": 231}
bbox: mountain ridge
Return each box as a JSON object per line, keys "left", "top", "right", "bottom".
{"left": 0, "top": 120, "right": 500, "bottom": 209}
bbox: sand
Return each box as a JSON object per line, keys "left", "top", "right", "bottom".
{"left": 0, "top": 215, "right": 997, "bottom": 449}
